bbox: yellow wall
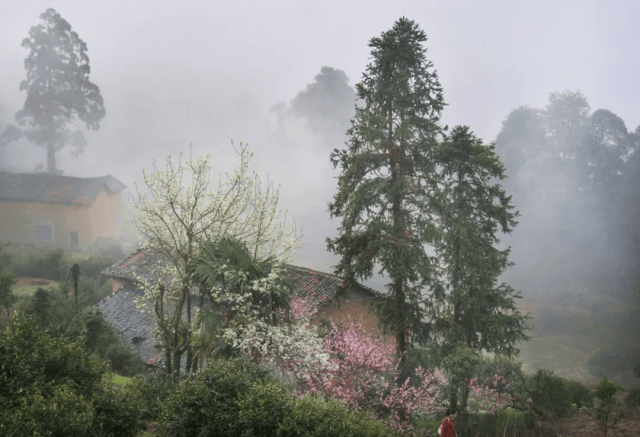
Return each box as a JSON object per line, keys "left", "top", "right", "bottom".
{"left": 0, "top": 188, "right": 122, "bottom": 251}
{"left": 88, "top": 189, "right": 122, "bottom": 242}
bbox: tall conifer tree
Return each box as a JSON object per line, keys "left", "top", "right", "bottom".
{"left": 326, "top": 17, "right": 446, "bottom": 374}
{"left": 6, "top": 8, "right": 105, "bottom": 175}
{"left": 431, "top": 126, "right": 531, "bottom": 411}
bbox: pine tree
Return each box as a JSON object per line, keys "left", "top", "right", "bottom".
{"left": 6, "top": 8, "right": 105, "bottom": 174}
{"left": 431, "top": 126, "right": 531, "bottom": 411}
{"left": 326, "top": 17, "right": 447, "bottom": 375}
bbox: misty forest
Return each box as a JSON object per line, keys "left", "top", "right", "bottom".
{"left": 0, "top": 4, "right": 639, "bottom": 437}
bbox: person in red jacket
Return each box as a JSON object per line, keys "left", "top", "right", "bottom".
{"left": 440, "top": 408, "right": 457, "bottom": 437}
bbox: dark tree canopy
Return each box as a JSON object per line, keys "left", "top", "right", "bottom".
{"left": 582, "top": 109, "right": 629, "bottom": 194}
{"left": 290, "top": 66, "right": 357, "bottom": 142}
{"left": 7, "top": 8, "right": 105, "bottom": 174}
{"left": 495, "top": 106, "right": 547, "bottom": 182}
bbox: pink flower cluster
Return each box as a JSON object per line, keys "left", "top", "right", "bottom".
{"left": 266, "top": 297, "right": 521, "bottom": 435}
{"left": 272, "top": 309, "right": 442, "bottom": 434}
{"left": 467, "top": 369, "right": 512, "bottom": 414}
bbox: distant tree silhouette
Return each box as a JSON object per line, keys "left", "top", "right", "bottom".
{"left": 3, "top": 8, "right": 105, "bottom": 175}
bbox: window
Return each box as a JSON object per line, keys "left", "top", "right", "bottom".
{"left": 35, "top": 225, "right": 52, "bottom": 242}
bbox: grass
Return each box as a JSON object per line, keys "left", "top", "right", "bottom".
{"left": 112, "top": 374, "right": 133, "bottom": 386}
{"left": 11, "top": 279, "right": 60, "bottom": 298}
{"left": 103, "top": 372, "right": 133, "bottom": 386}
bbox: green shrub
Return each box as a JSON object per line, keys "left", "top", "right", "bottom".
{"left": 20, "top": 286, "right": 77, "bottom": 336}
{"left": 132, "top": 370, "right": 180, "bottom": 422}
{"left": 0, "top": 271, "right": 17, "bottom": 319}
{"left": 411, "top": 415, "right": 442, "bottom": 437}
{"left": 494, "top": 409, "right": 530, "bottom": 435}
{"left": 11, "top": 248, "right": 65, "bottom": 280}
{"left": 589, "top": 349, "right": 640, "bottom": 382}
{"left": 276, "top": 393, "right": 397, "bottom": 437}
{"left": 625, "top": 388, "right": 640, "bottom": 409}
{"left": 594, "top": 375, "right": 624, "bottom": 437}
{"left": 0, "top": 314, "right": 110, "bottom": 435}
{"left": 453, "top": 411, "right": 498, "bottom": 437}
{"left": 0, "top": 381, "right": 95, "bottom": 436}
{"left": 90, "top": 380, "right": 143, "bottom": 437}
{"left": 83, "top": 237, "right": 126, "bottom": 263}
{"left": 0, "top": 314, "right": 107, "bottom": 400}
{"left": 237, "top": 379, "right": 294, "bottom": 436}
{"left": 520, "top": 369, "right": 572, "bottom": 419}
{"left": 564, "top": 378, "right": 594, "bottom": 409}
{"left": 65, "top": 307, "right": 145, "bottom": 376}
{"left": 159, "top": 356, "right": 281, "bottom": 436}
{"left": 59, "top": 254, "right": 115, "bottom": 305}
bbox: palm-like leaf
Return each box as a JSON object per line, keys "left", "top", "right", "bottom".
{"left": 187, "top": 236, "right": 293, "bottom": 329}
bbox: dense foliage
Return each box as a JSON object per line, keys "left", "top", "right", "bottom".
{"left": 159, "top": 356, "right": 399, "bottom": 437}
{"left": 0, "top": 314, "right": 142, "bottom": 436}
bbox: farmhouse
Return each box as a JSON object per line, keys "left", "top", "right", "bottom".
{"left": 99, "top": 247, "right": 394, "bottom": 368}
{"left": 0, "top": 171, "right": 127, "bottom": 252}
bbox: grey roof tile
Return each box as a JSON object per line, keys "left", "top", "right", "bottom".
{"left": 0, "top": 171, "right": 126, "bottom": 206}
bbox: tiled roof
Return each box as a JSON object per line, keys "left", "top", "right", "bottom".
{"left": 101, "top": 248, "right": 384, "bottom": 308}
{"left": 95, "top": 286, "right": 159, "bottom": 364}
{"left": 98, "top": 248, "right": 385, "bottom": 370}
{"left": 0, "top": 171, "right": 126, "bottom": 205}
{"left": 95, "top": 284, "right": 188, "bottom": 368}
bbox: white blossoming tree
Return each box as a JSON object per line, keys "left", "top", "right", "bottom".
{"left": 130, "top": 141, "right": 303, "bottom": 374}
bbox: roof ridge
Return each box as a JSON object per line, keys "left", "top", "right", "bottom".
{"left": 285, "top": 264, "right": 343, "bottom": 279}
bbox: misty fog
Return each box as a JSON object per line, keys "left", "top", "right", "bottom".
{"left": 1, "top": 0, "right": 639, "bottom": 386}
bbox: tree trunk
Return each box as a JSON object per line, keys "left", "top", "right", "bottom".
{"left": 166, "top": 348, "right": 172, "bottom": 375}
{"left": 47, "top": 143, "right": 56, "bottom": 174}
{"left": 462, "top": 376, "right": 470, "bottom": 412}
{"left": 186, "top": 291, "right": 192, "bottom": 372}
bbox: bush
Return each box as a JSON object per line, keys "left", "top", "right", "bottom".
{"left": 0, "top": 381, "right": 95, "bottom": 436}
{"left": 595, "top": 375, "right": 624, "bottom": 437}
{"left": 90, "top": 380, "right": 143, "bottom": 437}
{"left": 564, "top": 378, "right": 594, "bottom": 409}
{"left": 237, "top": 379, "right": 294, "bottom": 436}
{"left": 472, "top": 353, "right": 528, "bottom": 400}
{"left": 494, "top": 409, "right": 532, "bottom": 435}
{"left": 20, "top": 286, "right": 77, "bottom": 336}
{"left": 132, "top": 370, "right": 180, "bottom": 422}
{"left": 625, "top": 388, "right": 640, "bottom": 409}
{"left": 453, "top": 411, "right": 498, "bottom": 437}
{"left": 84, "top": 237, "right": 126, "bottom": 263}
{"left": 589, "top": 348, "right": 640, "bottom": 382}
{"left": 0, "top": 314, "right": 109, "bottom": 435}
{"left": 520, "top": 369, "right": 572, "bottom": 419}
{"left": 10, "top": 248, "right": 65, "bottom": 280}
{"left": 277, "top": 393, "right": 398, "bottom": 437}
{"left": 159, "top": 356, "right": 283, "bottom": 436}
{"left": 65, "top": 307, "right": 145, "bottom": 376}
{"left": 0, "top": 314, "right": 107, "bottom": 400}
{"left": 0, "top": 272, "right": 17, "bottom": 319}
{"left": 60, "top": 254, "right": 115, "bottom": 305}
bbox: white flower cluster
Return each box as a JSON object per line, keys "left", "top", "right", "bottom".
{"left": 128, "top": 141, "right": 305, "bottom": 369}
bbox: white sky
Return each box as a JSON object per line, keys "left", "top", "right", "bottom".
{"left": 1, "top": 0, "right": 638, "bottom": 292}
